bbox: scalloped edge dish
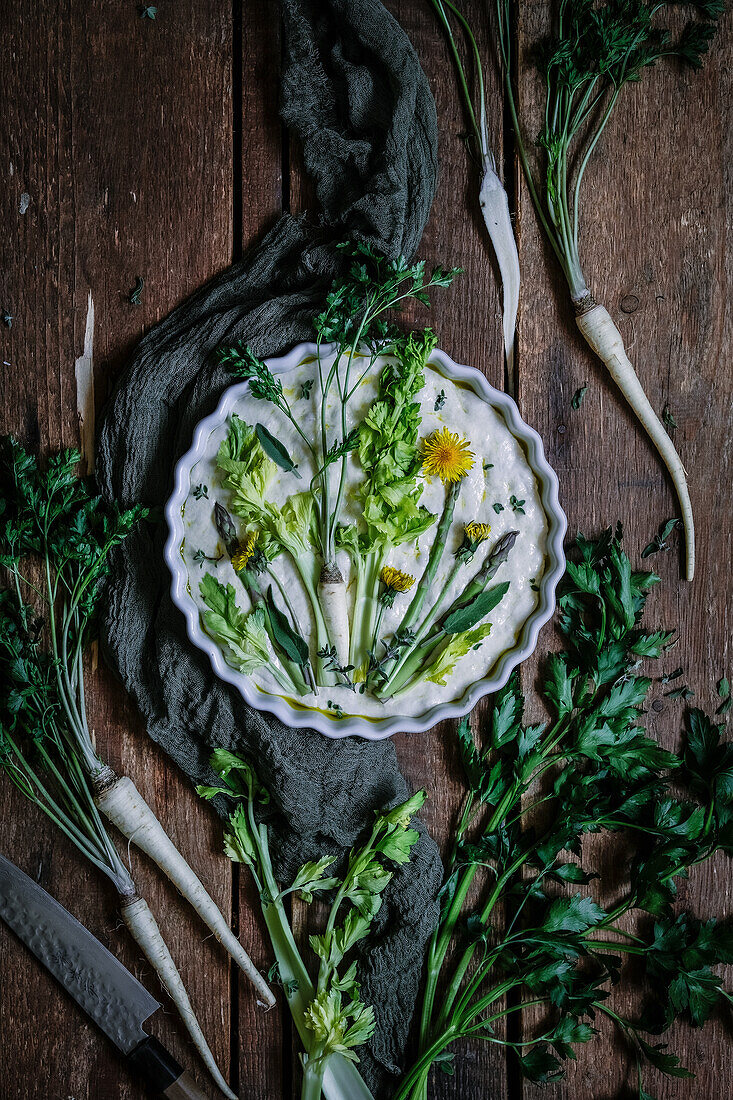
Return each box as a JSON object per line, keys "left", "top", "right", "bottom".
{"left": 164, "top": 343, "right": 567, "bottom": 740}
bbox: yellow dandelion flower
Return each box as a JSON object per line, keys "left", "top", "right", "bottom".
{"left": 422, "top": 427, "right": 474, "bottom": 483}
{"left": 231, "top": 531, "right": 258, "bottom": 572}
{"left": 380, "top": 566, "right": 415, "bottom": 593}
{"left": 465, "top": 521, "right": 491, "bottom": 545}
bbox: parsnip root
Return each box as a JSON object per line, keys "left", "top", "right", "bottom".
{"left": 97, "top": 775, "right": 275, "bottom": 1008}
{"left": 120, "top": 894, "right": 237, "bottom": 1100}
{"left": 479, "top": 159, "right": 520, "bottom": 393}
{"left": 575, "top": 299, "right": 695, "bottom": 580}
{"left": 318, "top": 564, "right": 350, "bottom": 667}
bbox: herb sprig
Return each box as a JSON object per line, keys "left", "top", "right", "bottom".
{"left": 397, "top": 527, "right": 732, "bottom": 1099}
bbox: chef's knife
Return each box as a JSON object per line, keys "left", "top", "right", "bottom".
{"left": 0, "top": 853, "right": 210, "bottom": 1099}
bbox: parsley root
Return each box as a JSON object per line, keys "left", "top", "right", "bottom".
{"left": 492, "top": 0, "right": 723, "bottom": 581}
{"left": 575, "top": 299, "right": 694, "bottom": 578}
{"left": 0, "top": 438, "right": 268, "bottom": 1094}
{"left": 120, "top": 892, "right": 237, "bottom": 1099}
{"left": 96, "top": 773, "right": 275, "bottom": 1008}
{"left": 427, "top": 0, "right": 520, "bottom": 387}
{"left": 318, "top": 563, "right": 351, "bottom": 666}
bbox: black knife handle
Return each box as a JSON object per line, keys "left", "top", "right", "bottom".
{"left": 127, "top": 1035, "right": 210, "bottom": 1099}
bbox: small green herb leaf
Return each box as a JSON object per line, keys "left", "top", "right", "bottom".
{"left": 255, "top": 423, "right": 302, "bottom": 479}
{"left": 128, "top": 276, "right": 144, "bottom": 305}
{"left": 571, "top": 385, "right": 587, "bottom": 409}
{"left": 662, "top": 403, "right": 678, "bottom": 430}
{"left": 442, "top": 581, "right": 510, "bottom": 634}
{"left": 665, "top": 685, "right": 695, "bottom": 701}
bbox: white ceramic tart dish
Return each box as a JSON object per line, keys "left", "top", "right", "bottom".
{"left": 164, "top": 342, "right": 567, "bottom": 740}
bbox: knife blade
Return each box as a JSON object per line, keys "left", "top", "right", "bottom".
{"left": 0, "top": 853, "right": 210, "bottom": 1099}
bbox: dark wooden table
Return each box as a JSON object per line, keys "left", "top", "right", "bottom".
{"left": 1, "top": 2, "right": 731, "bottom": 1098}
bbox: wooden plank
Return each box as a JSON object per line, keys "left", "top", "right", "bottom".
{"left": 0, "top": 2, "right": 236, "bottom": 1097}
{"left": 515, "top": 0, "right": 733, "bottom": 1097}
{"left": 236, "top": 3, "right": 289, "bottom": 1099}
{"left": 390, "top": 2, "right": 511, "bottom": 1097}
{"left": 3, "top": 1, "right": 730, "bottom": 1099}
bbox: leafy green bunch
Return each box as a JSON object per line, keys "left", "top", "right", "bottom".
{"left": 0, "top": 438, "right": 147, "bottom": 746}
{"left": 216, "top": 242, "right": 459, "bottom": 568}
{"left": 0, "top": 438, "right": 145, "bottom": 625}
{"left": 0, "top": 437, "right": 146, "bottom": 890}
{"left": 198, "top": 748, "right": 425, "bottom": 1099}
{"left": 338, "top": 329, "right": 441, "bottom": 671}
{"left": 313, "top": 241, "right": 457, "bottom": 348}
{"left": 497, "top": 0, "right": 724, "bottom": 298}
{"left": 542, "top": 0, "right": 721, "bottom": 90}
{"left": 397, "top": 526, "right": 732, "bottom": 1100}
{"left": 355, "top": 328, "right": 437, "bottom": 546}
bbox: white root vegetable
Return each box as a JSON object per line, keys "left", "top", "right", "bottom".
{"left": 96, "top": 773, "right": 275, "bottom": 1008}
{"left": 575, "top": 300, "right": 694, "bottom": 580}
{"left": 318, "top": 564, "right": 350, "bottom": 667}
{"left": 479, "top": 157, "right": 520, "bottom": 392}
{"left": 429, "top": 0, "right": 520, "bottom": 388}
{"left": 120, "top": 893, "right": 237, "bottom": 1100}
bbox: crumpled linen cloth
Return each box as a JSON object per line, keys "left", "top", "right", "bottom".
{"left": 96, "top": 1, "right": 443, "bottom": 1091}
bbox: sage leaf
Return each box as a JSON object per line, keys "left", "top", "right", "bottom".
{"left": 265, "top": 586, "right": 310, "bottom": 666}
{"left": 255, "top": 422, "right": 302, "bottom": 478}
{"left": 442, "top": 581, "right": 510, "bottom": 634}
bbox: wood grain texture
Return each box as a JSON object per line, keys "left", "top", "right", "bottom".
{"left": 1, "top": 0, "right": 731, "bottom": 1098}
{"left": 0, "top": 2, "right": 235, "bottom": 1098}
{"left": 237, "top": 4, "right": 289, "bottom": 1099}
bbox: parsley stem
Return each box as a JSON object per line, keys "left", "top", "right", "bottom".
{"left": 586, "top": 939, "right": 644, "bottom": 954}
{"left": 457, "top": 977, "right": 522, "bottom": 1030}
{"left": 392, "top": 1027, "right": 459, "bottom": 1100}
{"left": 462, "top": 996, "right": 548, "bottom": 1035}
{"left": 420, "top": 778, "right": 523, "bottom": 1044}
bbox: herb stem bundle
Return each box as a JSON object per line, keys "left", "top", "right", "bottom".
{"left": 397, "top": 527, "right": 733, "bottom": 1097}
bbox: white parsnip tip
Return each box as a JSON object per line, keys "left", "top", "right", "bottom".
{"left": 121, "top": 896, "right": 238, "bottom": 1100}
{"left": 575, "top": 304, "right": 695, "bottom": 581}
{"left": 479, "top": 160, "right": 520, "bottom": 390}
{"left": 97, "top": 776, "right": 275, "bottom": 1008}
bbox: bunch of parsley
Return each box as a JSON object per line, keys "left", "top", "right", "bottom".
{"left": 396, "top": 526, "right": 732, "bottom": 1100}
{"left": 0, "top": 437, "right": 146, "bottom": 888}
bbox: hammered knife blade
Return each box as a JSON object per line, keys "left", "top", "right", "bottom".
{"left": 0, "top": 853, "right": 210, "bottom": 1098}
